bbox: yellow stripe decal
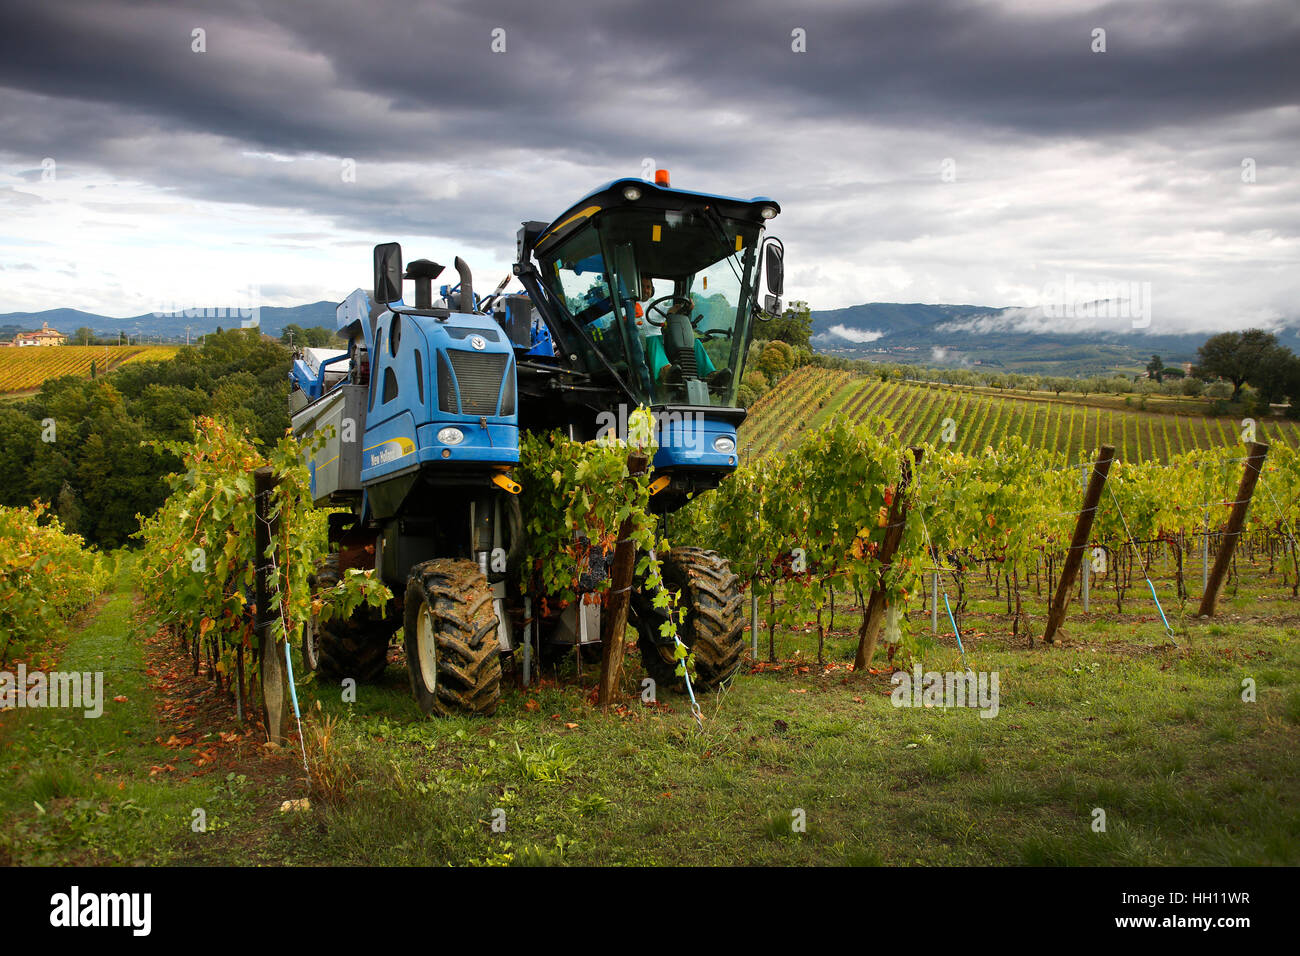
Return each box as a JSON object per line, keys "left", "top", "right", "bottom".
{"left": 536, "top": 205, "right": 602, "bottom": 249}
{"left": 362, "top": 436, "right": 415, "bottom": 454}
{"left": 735, "top": 234, "right": 743, "bottom": 251}
{"left": 652, "top": 224, "right": 662, "bottom": 242}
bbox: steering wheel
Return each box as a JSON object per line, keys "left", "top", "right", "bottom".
{"left": 643, "top": 294, "right": 699, "bottom": 328}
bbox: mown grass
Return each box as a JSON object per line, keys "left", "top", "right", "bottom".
{"left": 0, "top": 569, "right": 300, "bottom": 865}
{"left": 2, "top": 561, "right": 1297, "bottom": 866}
{"left": 280, "top": 566, "right": 1298, "bottom": 866}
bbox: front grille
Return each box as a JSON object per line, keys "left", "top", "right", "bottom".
{"left": 437, "top": 351, "right": 457, "bottom": 414}
{"left": 447, "top": 350, "right": 509, "bottom": 416}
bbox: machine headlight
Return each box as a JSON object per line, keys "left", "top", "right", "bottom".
{"left": 437, "top": 427, "right": 465, "bottom": 445}
{"left": 623, "top": 185, "right": 642, "bottom": 201}
{"left": 713, "top": 436, "right": 736, "bottom": 454}
{"left": 760, "top": 205, "right": 777, "bottom": 220}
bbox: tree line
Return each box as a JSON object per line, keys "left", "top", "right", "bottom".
{"left": 0, "top": 329, "right": 290, "bottom": 549}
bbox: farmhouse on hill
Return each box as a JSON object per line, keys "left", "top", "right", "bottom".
{"left": 3, "top": 321, "right": 68, "bottom": 347}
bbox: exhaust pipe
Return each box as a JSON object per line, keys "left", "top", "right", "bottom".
{"left": 454, "top": 256, "right": 474, "bottom": 313}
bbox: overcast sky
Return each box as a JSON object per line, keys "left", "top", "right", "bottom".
{"left": 0, "top": 0, "right": 1296, "bottom": 337}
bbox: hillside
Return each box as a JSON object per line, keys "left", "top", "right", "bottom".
{"left": 0, "top": 344, "right": 179, "bottom": 395}
{"left": 741, "top": 366, "right": 1298, "bottom": 463}
{"left": 0, "top": 302, "right": 338, "bottom": 343}
{"left": 809, "top": 302, "right": 1217, "bottom": 376}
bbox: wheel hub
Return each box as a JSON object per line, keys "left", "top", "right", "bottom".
{"left": 304, "top": 619, "right": 319, "bottom": 665}
{"left": 416, "top": 603, "right": 439, "bottom": 693}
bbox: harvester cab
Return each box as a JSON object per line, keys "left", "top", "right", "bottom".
{"left": 512, "top": 170, "right": 784, "bottom": 510}
{"left": 289, "top": 243, "right": 522, "bottom": 716}
{"left": 508, "top": 171, "right": 783, "bottom": 692}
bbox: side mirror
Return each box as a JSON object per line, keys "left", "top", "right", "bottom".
{"left": 374, "top": 242, "right": 403, "bottom": 304}
{"left": 611, "top": 243, "right": 640, "bottom": 305}
{"left": 761, "top": 238, "right": 784, "bottom": 315}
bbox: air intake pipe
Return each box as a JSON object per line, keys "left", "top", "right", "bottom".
{"left": 404, "top": 259, "right": 444, "bottom": 309}
{"left": 454, "top": 256, "right": 474, "bottom": 313}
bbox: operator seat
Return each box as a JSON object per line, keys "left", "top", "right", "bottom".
{"left": 662, "top": 312, "right": 700, "bottom": 378}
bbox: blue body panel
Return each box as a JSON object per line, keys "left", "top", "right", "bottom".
{"left": 336, "top": 288, "right": 373, "bottom": 347}
{"left": 358, "top": 304, "right": 520, "bottom": 487}
{"left": 652, "top": 413, "right": 739, "bottom": 471}
{"left": 360, "top": 410, "right": 421, "bottom": 483}
{"left": 526, "top": 321, "right": 554, "bottom": 357}
{"left": 290, "top": 352, "right": 349, "bottom": 401}
{"left": 416, "top": 421, "right": 519, "bottom": 464}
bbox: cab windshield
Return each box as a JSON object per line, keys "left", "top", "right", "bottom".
{"left": 538, "top": 206, "right": 761, "bottom": 407}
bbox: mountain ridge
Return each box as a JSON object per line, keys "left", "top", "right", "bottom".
{"left": 0, "top": 299, "right": 1257, "bottom": 377}
{"left": 808, "top": 301, "right": 1239, "bottom": 376}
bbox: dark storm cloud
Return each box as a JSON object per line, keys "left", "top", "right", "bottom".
{"left": 0, "top": 0, "right": 1296, "bottom": 321}
{"left": 2, "top": 0, "right": 1297, "bottom": 169}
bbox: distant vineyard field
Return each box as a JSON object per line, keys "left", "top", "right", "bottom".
{"left": 0, "top": 345, "right": 180, "bottom": 394}
{"left": 741, "top": 368, "right": 1300, "bottom": 462}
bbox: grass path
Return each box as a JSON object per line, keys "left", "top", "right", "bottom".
{"left": 0, "top": 574, "right": 308, "bottom": 865}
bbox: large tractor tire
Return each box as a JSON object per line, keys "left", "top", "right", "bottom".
{"left": 635, "top": 547, "right": 745, "bottom": 693}
{"left": 403, "top": 559, "right": 502, "bottom": 717}
{"left": 307, "top": 554, "right": 390, "bottom": 684}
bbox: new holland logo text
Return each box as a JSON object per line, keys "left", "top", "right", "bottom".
{"left": 365, "top": 437, "right": 415, "bottom": 468}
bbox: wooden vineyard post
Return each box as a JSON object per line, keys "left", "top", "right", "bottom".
{"left": 520, "top": 596, "right": 533, "bottom": 688}
{"left": 1198, "top": 442, "right": 1269, "bottom": 618}
{"left": 597, "top": 451, "right": 649, "bottom": 707}
{"left": 254, "top": 466, "right": 287, "bottom": 744}
{"left": 1202, "top": 507, "right": 1210, "bottom": 594}
{"left": 1080, "top": 463, "right": 1091, "bottom": 612}
{"left": 930, "top": 564, "right": 939, "bottom": 635}
{"left": 854, "top": 447, "right": 923, "bottom": 672}
{"left": 1043, "top": 445, "right": 1115, "bottom": 645}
